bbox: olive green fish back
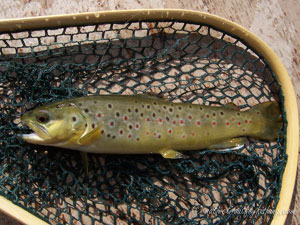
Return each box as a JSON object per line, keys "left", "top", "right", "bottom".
{"left": 0, "top": 17, "right": 287, "bottom": 224}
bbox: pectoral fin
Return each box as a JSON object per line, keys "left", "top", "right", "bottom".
{"left": 160, "top": 149, "right": 184, "bottom": 159}
{"left": 207, "top": 137, "right": 248, "bottom": 151}
{"left": 80, "top": 152, "right": 89, "bottom": 175}
{"left": 78, "top": 126, "right": 101, "bottom": 146}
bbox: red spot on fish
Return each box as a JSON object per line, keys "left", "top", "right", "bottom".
{"left": 110, "top": 121, "right": 114, "bottom": 127}
{"left": 146, "top": 131, "right": 149, "bottom": 135}
{"left": 146, "top": 117, "right": 150, "bottom": 122}
{"left": 212, "top": 122, "right": 216, "bottom": 126}
{"left": 97, "top": 113, "right": 101, "bottom": 118}
{"left": 168, "top": 129, "right": 172, "bottom": 134}
{"left": 124, "top": 116, "right": 128, "bottom": 121}
{"left": 188, "top": 116, "right": 192, "bottom": 120}
{"left": 92, "top": 123, "right": 95, "bottom": 129}
{"left": 249, "top": 120, "right": 252, "bottom": 124}
{"left": 120, "top": 130, "right": 123, "bottom": 135}
{"left": 101, "top": 130, "right": 104, "bottom": 134}
{"left": 192, "top": 133, "right": 195, "bottom": 136}
{"left": 226, "top": 122, "right": 230, "bottom": 126}
{"left": 244, "top": 120, "right": 248, "bottom": 123}
{"left": 242, "top": 128, "right": 246, "bottom": 132}
{"left": 158, "top": 135, "right": 161, "bottom": 139}
{"left": 172, "top": 121, "right": 176, "bottom": 125}
{"left": 206, "top": 114, "right": 209, "bottom": 118}
{"left": 196, "top": 121, "right": 201, "bottom": 126}
{"left": 152, "top": 113, "right": 156, "bottom": 117}
{"left": 232, "top": 118, "right": 235, "bottom": 121}
{"left": 158, "top": 118, "right": 162, "bottom": 123}
{"left": 180, "top": 120, "right": 184, "bottom": 124}
{"left": 154, "top": 132, "right": 156, "bottom": 136}
{"left": 135, "top": 124, "right": 139, "bottom": 129}
{"left": 182, "top": 135, "right": 186, "bottom": 139}
{"left": 237, "top": 122, "right": 241, "bottom": 126}
{"left": 128, "top": 134, "right": 131, "bottom": 138}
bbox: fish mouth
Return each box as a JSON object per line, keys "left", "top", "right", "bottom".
{"left": 21, "top": 116, "right": 51, "bottom": 144}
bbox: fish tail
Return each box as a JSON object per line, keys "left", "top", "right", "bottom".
{"left": 248, "top": 102, "right": 282, "bottom": 141}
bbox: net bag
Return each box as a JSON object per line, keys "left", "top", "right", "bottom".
{"left": 0, "top": 10, "right": 298, "bottom": 225}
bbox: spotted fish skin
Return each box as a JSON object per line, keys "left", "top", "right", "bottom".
{"left": 21, "top": 95, "right": 282, "bottom": 158}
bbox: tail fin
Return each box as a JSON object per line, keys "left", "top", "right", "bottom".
{"left": 248, "top": 102, "right": 282, "bottom": 141}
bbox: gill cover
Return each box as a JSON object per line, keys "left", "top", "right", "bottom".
{"left": 21, "top": 102, "right": 86, "bottom": 145}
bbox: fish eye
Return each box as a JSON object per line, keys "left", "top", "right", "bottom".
{"left": 36, "top": 111, "right": 50, "bottom": 123}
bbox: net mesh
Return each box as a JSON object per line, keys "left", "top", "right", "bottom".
{"left": 0, "top": 19, "right": 287, "bottom": 225}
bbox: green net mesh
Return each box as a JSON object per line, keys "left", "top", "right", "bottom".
{"left": 0, "top": 19, "right": 287, "bottom": 225}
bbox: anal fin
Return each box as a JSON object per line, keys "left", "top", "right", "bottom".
{"left": 160, "top": 149, "right": 184, "bottom": 159}
{"left": 207, "top": 137, "right": 248, "bottom": 151}
{"left": 78, "top": 126, "right": 101, "bottom": 146}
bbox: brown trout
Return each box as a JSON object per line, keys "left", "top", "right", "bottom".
{"left": 21, "top": 95, "right": 282, "bottom": 159}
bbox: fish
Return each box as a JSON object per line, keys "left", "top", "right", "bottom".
{"left": 21, "top": 95, "right": 282, "bottom": 160}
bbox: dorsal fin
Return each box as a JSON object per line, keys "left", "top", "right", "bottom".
{"left": 224, "top": 102, "right": 240, "bottom": 111}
